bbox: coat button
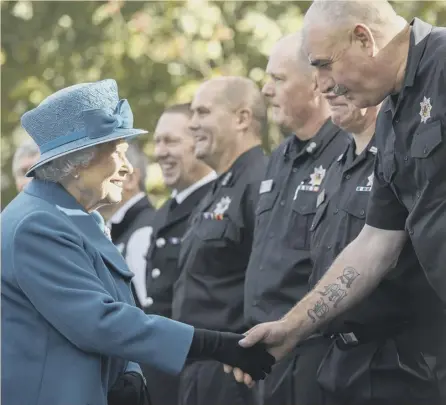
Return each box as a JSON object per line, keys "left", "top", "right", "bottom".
{"left": 146, "top": 297, "right": 154, "bottom": 306}
{"left": 345, "top": 174, "right": 351, "bottom": 180}
{"left": 334, "top": 208, "right": 339, "bottom": 214}
{"left": 156, "top": 238, "right": 166, "bottom": 248}
{"left": 152, "top": 268, "right": 161, "bottom": 279}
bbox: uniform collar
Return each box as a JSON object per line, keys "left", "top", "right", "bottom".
{"left": 404, "top": 18, "right": 432, "bottom": 89}
{"left": 384, "top": 18, "right": 432, "bottom": 112}
{"left": 172, "top": 171, "right": 217, "bottom": 204}
{"left": 215, "top": 145, "right": 264, "bottom": 188}
{"left": 285, "top": 119, "right": 342, "bottom": 161}
{"left": 340, "top": 135, "right": 377, "bottom": 171}
{"left": 108, "top": 192, "right": 146, "bottom": 225}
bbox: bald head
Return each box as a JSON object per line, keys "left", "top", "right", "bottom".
{"left": 304, "top": 0, "right": 399, "bottom": 43}
{"left": 269, "top": 32, "right": 313, "bottom": 77}
{"left": 262, "top": 31, "right": 330, "bottom": 137}
{"left": 190, "top": 76, "right": 265, "bottom": 173}
{"left": 197, "top": 76, "right": 267, "bottom": 137}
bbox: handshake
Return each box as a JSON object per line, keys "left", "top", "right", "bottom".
{"left": 190, "top": 320, "right": 299, "bottom": 385}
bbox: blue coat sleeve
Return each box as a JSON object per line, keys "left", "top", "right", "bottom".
{"left": 12, "top": 211, "right": 194, "bottom": 375}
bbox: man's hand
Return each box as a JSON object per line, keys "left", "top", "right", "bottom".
{"left": 223, "top": 320, "right": 300, "bottom": 386}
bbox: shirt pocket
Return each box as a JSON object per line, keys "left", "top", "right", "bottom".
{"left": 340, "top": 194, "right": 368, "bottom": 245}
{"left": 289, "top": 190, "right": 318, "bottom": 250}
{"left": 410, "top": 120, "right": 443, "bottom": 180}
{"left": 255, "top": 189, "right": 279, "bottom": 230}
{"left": 195, "top": 217, "right": 240, "bottom": 246}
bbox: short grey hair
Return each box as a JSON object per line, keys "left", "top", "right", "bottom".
{"left": 12, "top": 139, "right": 40, "bottom": 175}
{"left": 304, "top": 0, "right": 398, "bottom": 40}
{"left": 34, "top": 146, "right": 97, "bottom": 183}
{"left": 125, "top": 143, "right": 149, "bottom": 191}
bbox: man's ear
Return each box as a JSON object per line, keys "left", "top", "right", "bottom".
{"left": 352, "top": 24, "right": 376, "bottom": 56}
{"left": 236, "top": 108, "right": 253, "bottom": 131}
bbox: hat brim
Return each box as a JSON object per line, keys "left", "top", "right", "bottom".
{"left": 26, "top": 128, "right": 148, "bottom": 177}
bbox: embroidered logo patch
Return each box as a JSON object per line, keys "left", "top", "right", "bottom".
{"left": 309, "top": 166, "right": 326, "bottom": 187}
{"left": 419, "top": 96, "right": 432, "bottom": 124}
{"left": 213, "top": 196, "right": 232, "bottom": 215}
{"left": 356, "top": 173, "right": 374, "bottom": 192}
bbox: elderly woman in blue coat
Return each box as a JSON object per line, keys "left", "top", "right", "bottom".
{"left": 1, "top": 79, "right": 274, "bottom": 405}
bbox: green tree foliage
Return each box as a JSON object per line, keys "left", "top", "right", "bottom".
{"left": 2, "top": 0, "right": 445, "bottom": 207}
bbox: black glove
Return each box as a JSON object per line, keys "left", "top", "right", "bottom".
{"left": 107, "top": 372, "right": 151, "bottom": 405}
{"left": 187, "top": 329, "right": 275, "bottom": 381}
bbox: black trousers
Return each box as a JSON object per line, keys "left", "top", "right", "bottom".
{"left": 259, "top": 336, "right": 336, "bottom": 405}
{"left": 260, "top": 335, "right": 445, "bottom": 405}
{"left": 179, "top": 360, "right": 259, "bottom": 405}
{"left": 142, "top": 363, "right": 180, "bottom": 405}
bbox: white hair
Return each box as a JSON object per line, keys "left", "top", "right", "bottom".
{"left": 34, "top": 146, "right": 98, "bottom": 183}
{"left": 126, "top": 143, "right": 149, "bottom": 191}
{"left": 12, "top": 139, "right": 40, "bottom": 175}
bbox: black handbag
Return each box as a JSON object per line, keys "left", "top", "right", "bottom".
{"left": 108, "top": 372, "right": 152, "bottom": 405}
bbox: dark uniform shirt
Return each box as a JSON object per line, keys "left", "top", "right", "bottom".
{"left": 172, "top": 146, "right": 267, "bottom": 333}
{"left": 244, "top": 120, "right": 350, "bottom": 326}
{"left": 310, "top": 136, "right": 439, "bottom": 332}
{"left": 144, "top": 182, "right": 213, "bottom": 318}
{"left": 365, "top": 18, "right": 446, "bottom": 303}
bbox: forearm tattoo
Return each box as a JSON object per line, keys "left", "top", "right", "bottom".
{"left": 307, "top": 267, "right": 360, "bottom": 323}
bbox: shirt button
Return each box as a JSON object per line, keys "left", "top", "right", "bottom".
{"left": 152, "top": 268, "right": 161, "bottom": 279}
{"left": 280, "top": 200, "right": 285, "bottom": 206}
{"left": 156, "top": 238, "right": 166, "bottom": 248}
{"left": 345, "top": 174, "right": 351, "bottom": 180}
{"left": 146, "top": 297, "right": 154, "bottom": 306}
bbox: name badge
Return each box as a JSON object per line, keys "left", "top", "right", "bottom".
{"left": 316, "top": 189, "right": 325, "bottom": 208}
{"left": 259, "top": 179, "right": 273, "bottom": 194}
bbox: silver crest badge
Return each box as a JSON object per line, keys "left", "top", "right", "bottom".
{"left": 419, "top": 96, "right": 432, "bottom": 124}
{"left": 213, "top": 196, "right": 232, "bottom": 215}
{"left": 309, "top": 166, "right": 326, "bottom": 187}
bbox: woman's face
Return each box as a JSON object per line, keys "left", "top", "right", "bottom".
{"left": 76, "top": 140, "right": 133, "bottom": 210}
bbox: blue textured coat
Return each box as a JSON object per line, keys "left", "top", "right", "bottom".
{"left": 1, "top": 180, "right": 194, "bottom": 405}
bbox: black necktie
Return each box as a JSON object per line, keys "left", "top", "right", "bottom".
{"left": 169, "top": 198, "right": 178, "bottom": 212}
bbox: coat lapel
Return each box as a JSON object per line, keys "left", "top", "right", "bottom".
{"left": 25, "top": 180, "right": 133, "bottom": 280}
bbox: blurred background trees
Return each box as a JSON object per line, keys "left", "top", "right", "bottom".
{"left": 2, "top": 0, "right": 445, "bottom": 207}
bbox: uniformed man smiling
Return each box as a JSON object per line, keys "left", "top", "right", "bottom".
{"left": 172, "top": 76, "right": 268, "bottom": 405}
{"left": 142, "top": 103, "right": 216, "bottom": 405}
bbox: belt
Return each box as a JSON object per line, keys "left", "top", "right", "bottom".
{"left": 323, "top": 320, "right": 411, "bottom": 347}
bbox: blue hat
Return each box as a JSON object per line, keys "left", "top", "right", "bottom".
{"left": 21, "top": 79, "right": 147, "bottom": 177}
